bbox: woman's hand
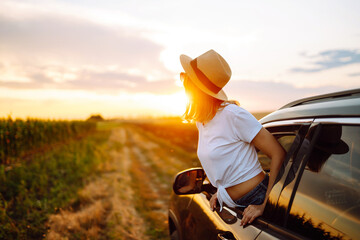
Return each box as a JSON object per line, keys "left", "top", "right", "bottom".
{"left": 178, "top": 185, "right": 194, "bottom": 193}
{"left": 209, "top": 192, "right": 218, "bottom": 211}
{"left": 240, "top": 204, "right": 265, "bottom": 226}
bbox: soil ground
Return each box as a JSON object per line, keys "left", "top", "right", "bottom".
{"left": 45, "top": 124, "right": 198, "bottom": 240}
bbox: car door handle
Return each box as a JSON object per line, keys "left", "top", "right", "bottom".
{"left": 215, "top": 206, "right": 237, "bottom": 224}
{"left": 217, "top": 232, "right": 236, "bottom": 240}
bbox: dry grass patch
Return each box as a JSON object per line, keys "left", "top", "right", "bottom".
{"left": 43, "top": 123, "right": 197, "bottom": 240}
{"left": 45, "top": 128, "right": 150, "bottom": 240}
{"left": 46, "top": 199, "right": 111, "bottom": 240}
{"left": 129, "top": 149, "right": 169, "bottom": 240}
{"left": 46, "top": 179, "right": 112, "bottom": 239}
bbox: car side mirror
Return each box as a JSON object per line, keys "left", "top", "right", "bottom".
{"left": 173, "top": 168, "right": 206, "bottom": 195}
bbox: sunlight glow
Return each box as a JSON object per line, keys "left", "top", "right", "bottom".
{"left": 139, "top": 91, "right": 187, "bottom": 116}
{"left": 0, "top": 87, "right": 187, "bottom": 119}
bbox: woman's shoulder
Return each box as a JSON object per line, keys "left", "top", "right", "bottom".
{"left": 220, "top": 103, "right": 257, "bottom": 124}
{"left": 222, "top": 102, "right": 248, "bottom": 115}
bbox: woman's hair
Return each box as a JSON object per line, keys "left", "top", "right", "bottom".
{"left": 182, "top": 73, "right": 239, "bottom": 123}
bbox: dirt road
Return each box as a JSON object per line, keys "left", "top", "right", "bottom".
{"left": 46, "top": 124, "right": 198, "bottom": 240}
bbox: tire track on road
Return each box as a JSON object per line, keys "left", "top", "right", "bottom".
{"left": 124, "top": 124, "right": 199, "bottom": 239}
{"left": 47, "top": 127, "right": 150, "bottom": 240}
{"left": 46, "top": 124, "right": 198, "bottom": 240}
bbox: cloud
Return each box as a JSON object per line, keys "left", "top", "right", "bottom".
{"left": 0, "top": 13, "right": 164, "bottom": 68}
{"left": 0, "top": 11, "right": 178, "bottom": 94}
{"left": 291, "top": 49, "right": 360, "bottom": 73}
{"left": 0, "top": 68, "right": 180, "bottom": 94}
{"left": 64, "top": 70, "right": 179, "bottom": 94}
{"left": 0, "top": 73, "right": 54, "bottom": 89}
{"left": 348, "top": 72, "right": 360, "bottom": 77}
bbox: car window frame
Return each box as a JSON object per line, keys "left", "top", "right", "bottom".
{"left": 262, "top": 118, "right": 313, "bottom": 201}
{"left": 253, "top": 119, "right": 314, "bottom": 238}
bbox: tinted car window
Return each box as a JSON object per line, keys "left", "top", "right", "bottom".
{"left": 287, "top": 124, "right": 360, "bottom": 239}
{"left": 259, "top": 124, "right": 311, "bottom": 228}
{"left": 259, "top": 124, "right": 311, "bottom": 171}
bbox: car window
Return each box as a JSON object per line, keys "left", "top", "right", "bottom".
{"left": 286, "top": 124, "right": 360, "bottom": 239}
{"left": 259, "top": 124, "right": 310, "bottom": 171}
{"left": 259, "top": 124, "right": 311, "bottom": 226}
{"left": 258, "top": 135, "right": 296, "bottom": 171}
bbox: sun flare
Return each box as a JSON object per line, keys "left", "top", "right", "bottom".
{"left": 145, "top": 91, "right": 187, "bottom": 116}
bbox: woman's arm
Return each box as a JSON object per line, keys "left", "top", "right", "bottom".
{"left": 240, "top": 127, "right": 286, "bottom": 226}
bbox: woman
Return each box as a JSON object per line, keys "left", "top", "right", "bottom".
{"left": 179, "top": 49, "right": 286, "bottom": 226}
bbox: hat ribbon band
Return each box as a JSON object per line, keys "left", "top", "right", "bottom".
{"left": 190, "top": 59, "right": 221, "bottom": 94}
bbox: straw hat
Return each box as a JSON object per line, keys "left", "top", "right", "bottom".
{"left": 180, "top": 49, "right": 231, "bottom": 101}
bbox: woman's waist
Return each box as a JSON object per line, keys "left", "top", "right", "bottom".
{"left": 225, "top": 171, "right": 266, "bottom": 201}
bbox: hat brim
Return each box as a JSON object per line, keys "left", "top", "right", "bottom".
{"left": 315, "top": 140, "right": 349, "bottom": 154}
{"left": 180, "top": 54, "right": 228, "bottom": 101}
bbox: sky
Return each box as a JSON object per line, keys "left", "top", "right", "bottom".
{"left": 0, "top": 0, "right": 359, "bottom": 119}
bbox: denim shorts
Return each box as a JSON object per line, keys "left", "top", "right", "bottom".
{"left": 234, "top": 173, "right": 269, "bottom": 207}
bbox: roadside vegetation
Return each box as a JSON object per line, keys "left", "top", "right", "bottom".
{"left": 0, "top": 118, "right": 110, "bottom": 239}
{"left": 133, "top": 118, "right": 198, "bottom": 153}
{"left": 127, "top": 124, "right": 199, "bottom": 239}
{"left": 0, "top": 118, "right": 96, "bottom": 165}
{"left": 44, "top": 122, "right": 197, "bottom": 240}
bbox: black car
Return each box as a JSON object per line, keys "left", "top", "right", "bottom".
{"left": 168, "top": 88, "right": 360, "bottom": 240}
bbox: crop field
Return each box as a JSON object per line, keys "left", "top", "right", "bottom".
{"left": 0, "top": 113, "right": 268, "bottom": 239}
{"left": 0, "top": 118, "right": 200, "bottom": 239}
{"left": 0, "top": 118, "right": 106, "bottom": 239}
{"left": 0, "top": 118, "right": 96, "bottom": 165}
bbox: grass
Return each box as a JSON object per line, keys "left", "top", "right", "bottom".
{"left": 0, "top": 128, "right": 110, "bottom": 239}
{"left": 96, "top": 121, "right": 124, "bottom": 131}
{"left": 45, "top": 126, "right": 151, "bottom": 240}
{"left": 129, "top": 156, "right": 168, "bottom": 240}
{"left": 123, "top": 123, "right": 202, "bottom": 240}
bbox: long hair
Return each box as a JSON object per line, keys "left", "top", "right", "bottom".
{"left": 182, "top": 73, "right": 238, "bottom": 123}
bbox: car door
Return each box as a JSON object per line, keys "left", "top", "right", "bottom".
{"left": 272, "top": 118, "right": 360, "bottom": 239}
{"left": 258, "top": 118, "right": 360, "bottom": 239}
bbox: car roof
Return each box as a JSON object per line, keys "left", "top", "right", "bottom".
{"left": 260, "top": 88, "right": 360, "bottom": 124}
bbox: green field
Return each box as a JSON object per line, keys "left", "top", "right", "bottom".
{"left": 0, "top": 113, "right": 269, "bottom": 239}
{"left": 0, "top": 119, "right": 109, "bottom": 239}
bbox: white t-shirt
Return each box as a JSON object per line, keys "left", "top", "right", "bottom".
{"left": 196, "top": 103, "right": 263, "bottom": 210}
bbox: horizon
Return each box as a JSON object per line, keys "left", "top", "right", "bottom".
{"left": 0, "top": 110, "right": 273, "bottom": 121}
